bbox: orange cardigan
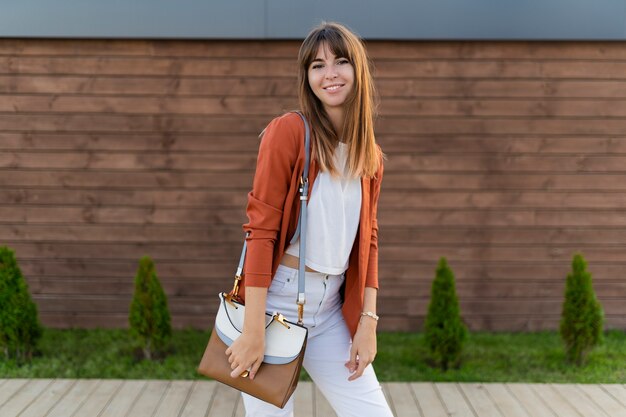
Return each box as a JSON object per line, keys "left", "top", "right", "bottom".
{"left": 239, "top": 112, "right": 383, "bottom": 338}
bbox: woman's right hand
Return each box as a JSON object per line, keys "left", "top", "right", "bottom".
{"left": 225, "top": 330, "right": 265, "bottom": 380}
{"left": 225, "top": 286, "right": 268, "bottom": 380}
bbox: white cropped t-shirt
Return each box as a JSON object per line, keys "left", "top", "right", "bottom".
{"left": 284, "top": 142, "right": 362, "bottom": 275}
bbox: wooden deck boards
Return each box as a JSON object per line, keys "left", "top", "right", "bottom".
{"left": 0, "top": 379, "right": 624, "bottom": 417}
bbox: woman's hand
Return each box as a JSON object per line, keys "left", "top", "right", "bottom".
{"left": 345, "top": 316, "right": 378, "bottom": 381}
{"left": 225, "top": 330, "right": 265, "bottom": 380}
{"left": 225, "top": 286, "right": 269, "bottom": 380}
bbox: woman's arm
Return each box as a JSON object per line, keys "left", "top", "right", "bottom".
{"left": 345, "top": 286, "right": 378, "bottom": 381}
{"left": 347, "top": 151, "right": 385, "bottom": 380}
{"left": 225, "top": 286, "right": 268, "bottom": 380}
{"left": 226, "top": 114, "right": 302, "bottom": 380}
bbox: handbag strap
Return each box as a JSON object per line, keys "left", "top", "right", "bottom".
{"left": 232, "top": 111, "right": 311, "bottom": 325}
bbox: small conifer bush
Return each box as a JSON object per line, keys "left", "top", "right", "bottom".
{"left": 424, "top": 257, "right": 468, "bottom": 370}
{"left": 129, "top": 256, "right": 172, "bottom": 360}
{"left": 560, "top": 253, "right": 604, "bottom": 366}
{"left": 0, "top": 246, "right": 43, "bottom": 361}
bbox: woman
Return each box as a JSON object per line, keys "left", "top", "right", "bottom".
{"left": 226, "top": 21, "right": 394, "bottom": 417}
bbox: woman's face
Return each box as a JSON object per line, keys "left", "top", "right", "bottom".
{"left": 307, "top": 42, "right": 354, "bottom": 113}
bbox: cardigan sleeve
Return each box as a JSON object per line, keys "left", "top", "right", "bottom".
{"left": 365, "top": 149, "right": 384, "bottom": 289}
{"left": 242, "top": 113, "right": 300, "bottom": 287}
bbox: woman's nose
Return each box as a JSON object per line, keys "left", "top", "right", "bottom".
{"left": 325, "top": 66, "right": 338, "bottom": 79}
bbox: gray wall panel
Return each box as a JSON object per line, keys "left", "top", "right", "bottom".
{"left": 1, "top": 0, "right": 266, "bottom": 39}
{"left": 1, "top": 0, "right": 625, "bottom": 40}
{"left": 268, "top": 0, "right": 626, "bottom": 40}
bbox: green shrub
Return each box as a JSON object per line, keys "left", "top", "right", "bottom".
{"left": 0, "top": 246, "right": 43, "bottom": 362}
{"left": 560, "top": 253, "right": 604, "bottom": 366}
{"left": 129, "top": 256, "right": 172, "bottom": 360}
{"left": 424, "top": 257, "right": 468, "bottom": 370}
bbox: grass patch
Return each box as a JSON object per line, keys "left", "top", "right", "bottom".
{"left": 0, "top": 328, "right": 624, "bottom": 382}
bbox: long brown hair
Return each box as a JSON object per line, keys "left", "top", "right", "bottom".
{"left": 297, "top": 21, "right": 383, "bottom": 179}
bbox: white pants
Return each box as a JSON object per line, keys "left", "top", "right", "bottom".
{"left": 242, "top": 264, "right": 394, "bottom": 417}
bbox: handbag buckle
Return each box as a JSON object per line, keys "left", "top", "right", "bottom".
{"left": 273, "top": 312, "right": 290, "bottom": 329}
{"left": 223, "top": 292, "right": 239, "bottom": 309}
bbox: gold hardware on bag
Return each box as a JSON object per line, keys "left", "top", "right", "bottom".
{"left": 223, "top": 292, "right": 238, "bottom": 309}
{"left": 297, "top": 304, "right": 304, "bottom": 325}
{"left": 231, "top": 273, "right": 242, "bottom": 297}
{"left": 273, "top": 313, "right": 290, "bottom": 329}
{"left": 240, "top": 370, "right": 249, "bottom": 378}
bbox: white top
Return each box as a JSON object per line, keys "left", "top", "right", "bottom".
{"left": 284, "top": 142, "right": 362, "bottom": 275}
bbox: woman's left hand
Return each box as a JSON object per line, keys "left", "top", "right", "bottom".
{"left": 345, "top": 317, "right": 378, "bottom": 381}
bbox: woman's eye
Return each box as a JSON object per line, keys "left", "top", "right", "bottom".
{"left": 311, "top": 64, "right": 323, "bottom": 69}
{"left": 338, "top": 59, "right": 349, "bottom": 65}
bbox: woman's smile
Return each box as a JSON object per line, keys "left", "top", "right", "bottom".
{"left": 323, "top": 83, "right": 345, "bottom": 93}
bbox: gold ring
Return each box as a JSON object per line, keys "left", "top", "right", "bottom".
{"left": 240, "top": 370, "right": 249, "bottom": 378}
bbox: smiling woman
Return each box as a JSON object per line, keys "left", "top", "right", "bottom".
{"left": 228, "top": 21, "right": 393, "bottom": 416}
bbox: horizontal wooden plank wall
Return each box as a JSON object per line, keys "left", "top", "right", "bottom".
{"left": 1, "top": 39, "right": 625, "bottom": 331}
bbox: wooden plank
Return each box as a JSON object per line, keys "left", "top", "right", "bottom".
{"left": 6, "top": 39, "right": 626, "bottom": 60}
{"left": 576, "top": 385, "right": 626, "bottom": 417}
{"left": 435, "top": 383, "right": 476, "bottom": 417}
{"left": 0, "top": 132, "right": 258, "bottom": 152}
{"left": 70, "top": 379, "right": 122, "bottom": 416}
{"left": 234, "top": 395, "right": 245, "bottom": 417}
{"left": 99, "top": 380, "right": 147, "bottom": 417}
{"left": 8, "top": 132, "right": 626, "bottom": 155}
{"left": 315, "top": 385, "right": 337, "bottom": 417}
{"left": 206, "top": 383, "right": 239, "bottom": 417}
{"left": 0, "top": 56, "right": 297, "bottom": 77}
{"left": 0, "top": 190, "right": 245, "bottom": 209}
{"left": 293, "top": 381, "right": 314, "bottom": 417}
{"left": 0, "top": 75, "right": 297, "bottom": 97}
{"left": 458, "top": 383, "right": 504, "bottom": 417}
{"left": 0, "top": 379, "right": 53, "bottom": 416}
{"left": 153, "top": 380, "right": 194, "bottom": 417}
{"left": 385, "top": 383, "right": 419, "bottom": 417}
{"left": 600, "top": 385, "right": 626, "bottom": 408}
{"left": 0, "top": 379, "right": 29, "bottom": 407}
{"left": 18, "top": 259, "right": 234, "bottom": 279}
{"left": 5, "top": 76, "right": 626, "bottom": 100}
{"left": 45, "top": 379, "right": 100, "bottom": 417}
{"left": 3, "top": 114, "right": 626, "bottom": 136}
{"left": 0, "top": 39, "right": 298, "bottom": 58}
{"left": 376, "top": 79, "right": 626, "bottom": 99}
{"left": 374, "top": 60, "right": 626, "bottom": 80}
{"left": 10, "top": 170, "right": 626, "bottom": 193}
{"left": 382, "top": 172, "right": 626, "bottom": 192}
{"left": 11, "top": 240, "right": 626, "bottom": 265}
{"left": 505, "top": 383, "right": 559, "bottom": 417}
{"left": 551, "top": 384, "right": 609, "bottom": 417}
{"left": 179, "top": 381, "right": 217, "bottom": 417}
{"left": 528, "top": 383, "right": 583, "bottom": 417}
{"left": 0, "top": 95, "right": 296, "bottom": 116}
{"left": 19, "top": 276, "right": 623, "bottom": 299}
{"left": 5, "top": 55, "right": 626, "bottom": 80}
{"left": 15, "top": 259, "right": 626, "bottom": 282}
{"left": 410, "top": 383, "right": 448, "bottom": 417}
{"left": 482, "top": 384, "right": 531, "bottom": 417}
{"left": 0, "top": 151, "right": 258, "bottom": 171}
{"left": 125, "top": 380, "right": 170, "bottom": 417}
{"left": 6, "top": 95, "right": 626, "bottom": 118}
{"left": 0, "top": 169, "right": 251, "bottom": 189}
{"left": 18, "top": 379, "right": 76, "bottom": 417}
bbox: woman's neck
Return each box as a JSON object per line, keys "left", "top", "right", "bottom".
{"left": 325, "top": 106, "right": 344, "bottom": 138}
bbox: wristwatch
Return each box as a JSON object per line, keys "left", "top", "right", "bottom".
{"left": 360, "top": 311, "right": 379, "bottom": 321}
